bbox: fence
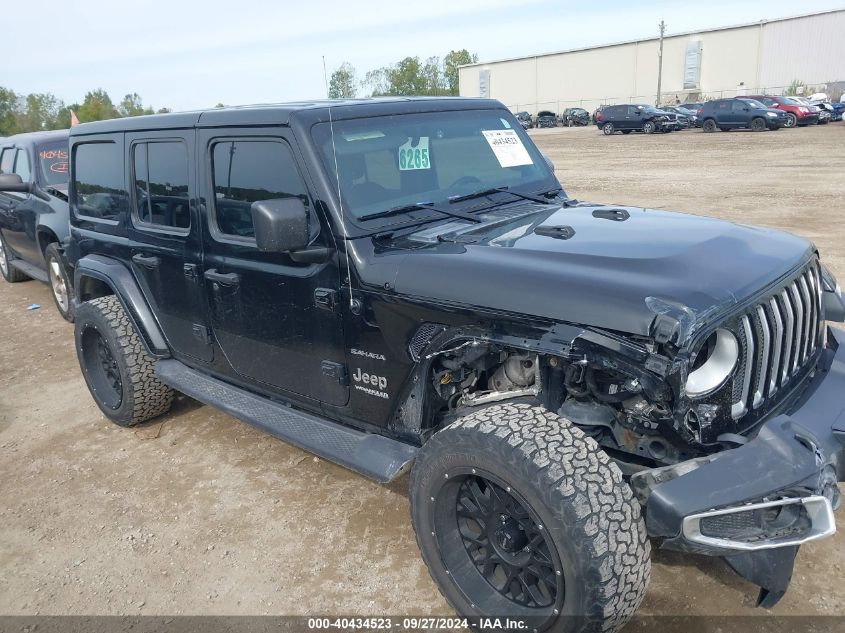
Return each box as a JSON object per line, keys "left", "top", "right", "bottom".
{"left": 506, "top": 81, "right": 845, "bottom": 115}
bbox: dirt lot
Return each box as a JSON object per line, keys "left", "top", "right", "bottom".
{"left": 1, "top": 123, "right": 844, "bottom": 622}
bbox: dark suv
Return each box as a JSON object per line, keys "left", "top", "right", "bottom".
{"left": 66, "top": 99, "right": 845, "bottom": 633}
{"left": 595, "top": 104, "right": 673, "bottom": 134}
{"left": 0, "top": 130, "right": 75, "bottom": 320}
{"left": 698, "top": 98, "right": 785, "bottom": 132}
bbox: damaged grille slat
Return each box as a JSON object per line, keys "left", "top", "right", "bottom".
{"left": 729, "top": 260, "right": 823, "bottom": 422}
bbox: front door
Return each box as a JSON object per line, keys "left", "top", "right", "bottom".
{"left": 126, "top": 130, "right": 213, "bottom": 363}
{"left": 198, "top": 130, "right": 348, "bottom": 406}
{"left": 0, "top": 147, "right": 40, "bottom": 265}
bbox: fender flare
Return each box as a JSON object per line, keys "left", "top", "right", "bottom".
{"left": 73, "top": 254, "right": 170, "bottom": 358}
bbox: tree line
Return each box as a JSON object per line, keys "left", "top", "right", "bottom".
{"left": 328, "top": 50, "right": 478, "bottom": 99}
{"left": 0, "top": 88, "right": 169, "bottom": 136}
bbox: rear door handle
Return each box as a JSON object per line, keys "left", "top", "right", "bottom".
{"left": 132, "top": 253, "right": 160, "bottom": 269}
{"left": 204, "top": 268, "right": 241, "bottom": 287}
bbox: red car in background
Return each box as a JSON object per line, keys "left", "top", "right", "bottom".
{"left": 745, "top": 95, "right": 819, "bottom": 128}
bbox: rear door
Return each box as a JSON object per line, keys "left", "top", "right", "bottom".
{"left": 126, "top": 130, "right": 213, "bottom": 363}
{"left": 712, "top": 101, "right": 731, "bottom": 126}
{"left": 198, "top": 128, "right": 348, "bottom": 406}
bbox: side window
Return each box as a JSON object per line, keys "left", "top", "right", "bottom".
{"left": 13, "top": 150, "right": 31, "bottom": 182}
{"left": 73, "top": 142, "right": 128, "bottom": 222}
{"left": 0, "top": 148, "right": 14, "bottom": 174}
{"left": 132, "top": 141, "right": 190, "bottom": 230}
{"left": 210, "top": 140, "right": 309, "bottom": 240}
{"left": 715, "top": 101, "right": 729, "bottom": 111}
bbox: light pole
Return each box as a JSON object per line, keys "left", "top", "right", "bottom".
{"left": 656, "top": 20, "right": 666, "bottom": 107}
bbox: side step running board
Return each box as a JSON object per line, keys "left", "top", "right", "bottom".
{"left": 10, "top": 259, "right": 49, "bottom": 283}
{"left": 155, "top": 359, "right": 418, "bottom": 483}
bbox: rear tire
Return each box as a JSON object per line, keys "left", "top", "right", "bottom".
{"left": 410, "top": 403, "right": 650, "bottom": 633}
{"left": 75, "top": 295, "right": 173, "bottom": 427}
{"left": 702, "top": 119, "right": 717, "bottom": 133}
{"left": 0, "top": 234, "right": 30, "bottom": 283}
{"left": 44, "top": 243, "right": 74, "bottom": 322}
{"left": 602, "top": 122, "right": 614, "bottom": 135}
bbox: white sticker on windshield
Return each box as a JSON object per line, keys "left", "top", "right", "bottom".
{"left": 398, "top": 137, "right": 430, "bottom": 170}
{"left": 482, "top": 130, "right": 533, "bottom": 168}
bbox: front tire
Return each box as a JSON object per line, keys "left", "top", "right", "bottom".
{"left": 410, "top": 404, "right": 650, "bottom": 633}
{"left": 75, "top": 295, "right": 174, "bottom": 426}
{"left": 642, "top": 121, "right": 655, "bottom": 134}
{"left": 750, "top": 117, "right": 767, "bottom": 132}
{"left": 784, "top": 113, "right": 797, "bottom": 128}
{"left": 0, "top": 234, "right": 30, "bottom": 283}
{"left": 44, "top": 243, "right": 74, "bottom": 322}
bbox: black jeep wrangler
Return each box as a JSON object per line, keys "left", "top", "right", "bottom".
{"left": 0, "top": 130, "right": 75, "bottom": 320}
{"left": 66, "top": 99, "right": 845, "bottom": 632}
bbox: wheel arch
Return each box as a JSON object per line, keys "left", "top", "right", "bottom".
{"left": 36, "top": 227, "right": 61, "bottom": 256}
{"left": 74, "top": 255, "right": 170, "bottom": 358}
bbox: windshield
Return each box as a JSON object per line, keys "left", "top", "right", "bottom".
{"left": 37, "top": 141, "right": 68, "bottom": 186}
{"left": 312, "top": 109, "right": 555, "bottom": 223}
{"left": 739, "top": 99, "right": 767, "bottom": 109}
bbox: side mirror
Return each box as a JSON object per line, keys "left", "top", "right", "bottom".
{"left": 251, "top": 198, "right": 311, "bottom": 253}
{"left": 0, "top": 173, "right": 28, "bottom": 193}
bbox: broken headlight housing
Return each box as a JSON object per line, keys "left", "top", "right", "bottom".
{"left": 685, "top": 328, "right": 739, "bottom": 397}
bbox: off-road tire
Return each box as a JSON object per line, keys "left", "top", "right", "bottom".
{"left": 75, "top": 295, "right": 173, "bottom": 426}
{"left": 44, "top": 243, "right": 75, "bottom": 322}
{"left": 410, "top": 403, "right": 650, "bottom": 633}
{"left": 702, "top": 118, "right": 717, "bottom": 133}
{"left": 0, "top": 234, "right": 30, "bottom": 283}
{"left": 602, "top": 122, "right": 614, "bottom": 135}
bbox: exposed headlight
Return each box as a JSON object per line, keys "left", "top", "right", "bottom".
{"left": 800, "top": 107, "right": 809, "bottom": 113}
{"left": 766, "top": 112, "right": 777, "bottom": 117}
{"left": 686, "top": 328, "right": 739, "bottom": 397}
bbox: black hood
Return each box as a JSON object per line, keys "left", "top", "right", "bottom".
{"left": 359, "top": 204, "right": 814, "bottom": 344}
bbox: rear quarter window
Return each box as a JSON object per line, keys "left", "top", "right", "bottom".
{"left": 73, "top": 141, "right": 128, "bottom": 222}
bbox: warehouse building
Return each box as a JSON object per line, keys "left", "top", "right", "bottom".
{"left": 458, "top": 8, "right": 845, "bottom": 115}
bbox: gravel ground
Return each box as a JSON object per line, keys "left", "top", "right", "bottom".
{"left": 0, "top": 122, "right": 843, "bottom": 622}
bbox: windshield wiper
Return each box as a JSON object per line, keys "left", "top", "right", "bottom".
{"left": 448, "top": 186, "right": 558, "bottom": 205}
{"left": 359, "top": 202, "right": 482, "bottom": 223}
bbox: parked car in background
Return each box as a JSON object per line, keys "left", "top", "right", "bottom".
{"left": 698, "top": 98, "right": 784, "bottom": 132}
{"left": 664, "top": 105, "right": 698, "bottom": 128}
{"left": 561, "top": 107, "right": 590, "bottom": 127}
{"left": 594, "top": 104, "right": 673, "bottom": 134}
{"left": 636, "top": 105, "right": 682, "bottom": 131}
{"left": 535, "top": 110, "right": 557, "bottom": 128}
{"left": 0, "top": 130, "right": 75, "bottom": 321}
{"left": 792, "top": 97, "right": 831, "bottom": 124}
{"left": 746, "top": 95, "right": 819, "bottom": 127}
{"left": 514, "top": 111, "right": 533, "bottom": 129}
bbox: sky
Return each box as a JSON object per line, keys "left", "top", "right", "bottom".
{"left": 4, "top": 0, "right": 844, "bottom": 112}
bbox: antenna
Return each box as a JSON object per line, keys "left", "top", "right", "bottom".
{"left": 322, "top": 56, "right": 330, "bottom": 98}
{"left": 327, "top": 105, "right": 355, "bottom": 310}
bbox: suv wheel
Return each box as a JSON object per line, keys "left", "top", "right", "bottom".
{"left": 642, "top": 121, "right": 655, "bottom": 134}
{"left": 602, "top": 122, "right": 614, "bottom": 135}
{"left": 410, "top": 403, "right": 650, "bottom": 633}
{"left": 0, "top": 235, "right": 30, "bottom": 283}
{"left": 750, "top": 117, "right": 767, "bottom": 132}
{"left": 784, "top": 113, "right": 797, "bottom": 128}
{"left": 75, "top": 295, "right": 174, "bottom": 426}
{"left": 44, "top": 243, "right": 74, "bottom": 322}
{"left": 702, "top": 119, "right": 717, "bottom": 133}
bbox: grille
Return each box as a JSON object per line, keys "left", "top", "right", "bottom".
{"left": 730, "top": 261, "right": 824, "bottom": 420}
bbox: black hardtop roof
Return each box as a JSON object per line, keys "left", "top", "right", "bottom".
{"left": 0, "top": 129, "right": 69, "bottom": 147}
{"left": 69, "top": 97, "right": 506, "bottom": 137}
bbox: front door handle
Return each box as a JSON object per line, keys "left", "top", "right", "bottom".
{"left": 132, "top": 253, "right": 160, "bottom": 269}
{"left": 204, "top": 268, "right": 241, "bottom": 287}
